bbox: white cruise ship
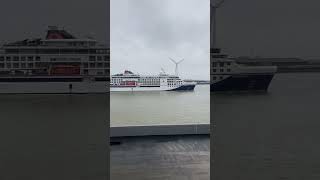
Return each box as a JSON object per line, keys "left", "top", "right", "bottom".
{"left": 0, "top": 26, "right": 109, "bottom": 94}
{"left": 111, "top": 70, "right": 196, "bottom": 92}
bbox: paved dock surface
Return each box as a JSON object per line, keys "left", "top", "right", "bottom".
{"left": 110, "top": 135, "right": 210, "bottom": 180}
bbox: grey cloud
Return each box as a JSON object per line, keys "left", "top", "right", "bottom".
{"left": 111, "top": 0, "right": 210, "bottom": 80}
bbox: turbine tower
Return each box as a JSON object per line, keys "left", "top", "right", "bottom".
{"left": 211, "top": 0, "right": 225, "bottom": 48}
{"left": 169, "top": 57, "right": 184, "bottom": 76}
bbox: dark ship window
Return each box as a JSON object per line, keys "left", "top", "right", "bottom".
{"left": 89, "top": 56, "right": 96, "bottom": 61}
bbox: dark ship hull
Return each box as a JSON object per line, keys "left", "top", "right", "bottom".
{"left": 211, "top": 73, "right": 274, "bottom": 92}
{"left": 169, "top": 84, "right": 196, "bottom": 91}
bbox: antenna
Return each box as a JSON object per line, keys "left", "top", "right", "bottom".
{"left": 169, "top": 57, "right": 184, "bottom": 76}
{"left": 211, "top": 0, "right": 226, "bottom": 48}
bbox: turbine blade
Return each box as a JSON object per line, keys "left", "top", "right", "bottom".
{"left": 178, "top": 59, "right": 185, "bottom": 64}
{"left": 169, "top": 57, "right": 177, "bottom": 63}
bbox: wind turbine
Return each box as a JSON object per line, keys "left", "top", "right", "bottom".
{"left": 211, "top": 0, "right": 225, "bottom": 48}
{"left": 169, "top": 57, "right": 184, "bottom": 76}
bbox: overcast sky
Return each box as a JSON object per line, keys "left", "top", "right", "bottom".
{"left": 111, "top": 0, "right": 210, "bottom": 80}
{"left": 0, "top": 0, "right": 109, "bottom": 45}
{"left": 215, "top": 0, "right": 320, "bottom": 59}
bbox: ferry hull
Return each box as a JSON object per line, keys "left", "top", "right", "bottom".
{"left": 111, "top": 86, "right": 174, "bottom": 92}
{"left": 211, "top": 74, "right": 274, "bottom": 92}
{"left": 168, "top": 84, "right": 196, "bottom": 91}
{"left": 0, "top": 82, "right": 109, "bottom": 94}
{"left": 111, "top": 84, "right": 196, "bottom": 92}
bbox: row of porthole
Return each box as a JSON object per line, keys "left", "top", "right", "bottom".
{"left": 212, "top": 68, "right": 231, "bottom": 72}
{"left": 0, "top": 62, "right": 34, "bottom": 69}
{"left": 212, "top": 62, "right": 231, "bottom": 67}
{"left": 0, "top": 56, "right": 40, "bottom": 61}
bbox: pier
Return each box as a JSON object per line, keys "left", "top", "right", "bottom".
{"left": 110, "top": 124, "right": 210, "bottom": 180}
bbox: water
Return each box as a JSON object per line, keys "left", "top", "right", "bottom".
{"left": 212, "top": 73, "right": 320, "bottom": 180}
{"left": 111, "top": 85, "right": 210, "bottom": 127}
{"left": 1, "top": 73, "right": 319, "bottom": 179}
{"left": 0, "top": 94, "right": 109, "bottom": 179}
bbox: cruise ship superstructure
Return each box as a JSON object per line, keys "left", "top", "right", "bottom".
{"left": 111, "top": 70, "right": 196, "bottom": 92}
{"left": 0, "top": 26, "right": 109, "bottom": 94}
{"left": 210, "top": 48, "right": 277, "bottom": 92}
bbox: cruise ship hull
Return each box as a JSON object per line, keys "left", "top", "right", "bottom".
{"left": 111, "top": 84, "right": 196, "bottom": 92}
{"left": 211, "top": 74, "right": 274, "bottom": 92}
{"left": 0, "top": 82, "right": 109, "bottom": 94}
{"left": 167, "top": 84, "right": 196, "bottom": 91}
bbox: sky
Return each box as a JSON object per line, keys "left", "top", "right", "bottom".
{"left": 214, "top": 0, "right": 320, "bottom": 59}
{"left": 0, "top": 0, "right": 109, "bottom": 46}
{"left": 111, "top": 0, "right": 210, "bottom": 80}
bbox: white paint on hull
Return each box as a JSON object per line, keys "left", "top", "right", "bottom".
{"left": 110, "top": 86, "right": 177, "bottom": 92}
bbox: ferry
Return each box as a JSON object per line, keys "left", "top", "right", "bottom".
{"left": 211, "top": 48, "right": 277, "bottom": 92}
{"left": 111, "top": 70, "right": 196, "bottom": 92}
{"left": 0, "top": 26, "right": 109, "bottom": 94}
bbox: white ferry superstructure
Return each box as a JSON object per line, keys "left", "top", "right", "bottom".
{"left": 0, "top": 26, "right": 109, "bottom": 94}
{"left": 111, "top": 70, "right": 196, "bottom": 92}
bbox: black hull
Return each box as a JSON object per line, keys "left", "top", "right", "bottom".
{"left": 211, "top": 74, "right": 274, "bottom": 92}
{"left": 169, "top": 84, "right": 196, "bottom": 91}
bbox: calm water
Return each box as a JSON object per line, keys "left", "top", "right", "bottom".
{"left": 0, "top": 94, "right": 109, "bottom": 179}
{"left": 111, "top": 85, "right": 210, "bottom": 127}
{"left": 1, "top": 73, "right": 320, "bottom": 179}
{"left": 213, "top": 73, "right": 320, "bottom": 180}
